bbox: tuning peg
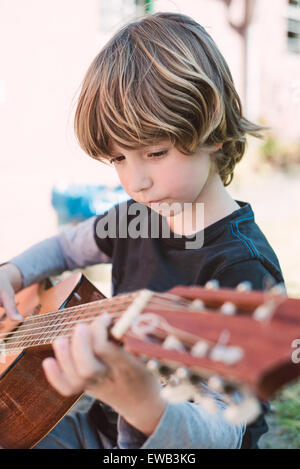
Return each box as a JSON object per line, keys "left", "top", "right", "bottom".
{"left": 269, "top": 283, "right": 286, "bottom": 296}
{"left": 189, "top": 299, "right": 205, "bottom": 310}
{"left": 253, "top": 300, "right": 276, "bottom": 321}
{"left": 162, "top": 335, "right": 185, "bottom": 352}
{"left": 161, "top": 382, "right": 195, "bottom": 402}
{"left": 190, "top": 340, "right": 210, "bottom": 357}
{"left": 174, "top": 366, "right": 191, "bottom": 381}
{"left": 210, "top": 344, "right": 244, "bottom": 365}
{"left": 205, "top": 280, "right": 219, "bottom": 290}
{"left": 207, "top": 375, "right": 225, "bottom": 393}
{"left": 146, "top": 359, "right": 160, "bottom": 373}
{"left": 194, "top": 394, "right": 218, "bottom": 414}
{"left": 236, "top": 281, "right": 252, "bottom": 292}
{"left": 223, "top": 395, "right": 261, "bottom": 425}
{"left": 220, "top": 302, "right": 237, "bottom": 315}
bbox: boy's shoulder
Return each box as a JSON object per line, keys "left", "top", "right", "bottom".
{"left": 197, "top": 200, "right": 285, "bottom": 289}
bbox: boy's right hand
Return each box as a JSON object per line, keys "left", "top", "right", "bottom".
{"left": 0, "top": 264, "right": 23, "bottom": 321}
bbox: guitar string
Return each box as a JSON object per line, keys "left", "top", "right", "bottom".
{"left": 1, "top": 300, "right": 195, "bottom": 350}
{"left": 0, "top": 293, "right": 191, "bottom": 342}
{"left": 0, "top": 295, "right": 194, "bottom": 349}
{"left": 2, "top": 302, "right": 193, "bottom": 349}
{"left": 1, "top": 312, "right": 210, "bottom": 356}
{"left": 0, "top": 290, "right": 189, "bottom": 332}
{"left": 4, "top": 309, "right": 116, "bottom": 348}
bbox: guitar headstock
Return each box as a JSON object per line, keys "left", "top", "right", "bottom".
{"left": 110, "top": 282, "right": 300, "bottom": 425}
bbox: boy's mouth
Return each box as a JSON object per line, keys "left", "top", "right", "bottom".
{"left": 147, "top": 199, "right": 166, "bottom": 204}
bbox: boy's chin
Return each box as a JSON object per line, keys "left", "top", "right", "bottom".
{"left": 149, "top": 200, "right": 184, "bottom": 217}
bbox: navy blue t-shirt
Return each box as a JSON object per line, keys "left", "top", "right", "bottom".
{"left": 93, "top": 198, "right": 285, "bottom": 449}
{"left": 94, "top": 199, "right": 284, "bottom": 296}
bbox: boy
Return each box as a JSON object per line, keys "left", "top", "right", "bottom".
{"left": 0, "top": 12, "right": 284, "bottom": 449}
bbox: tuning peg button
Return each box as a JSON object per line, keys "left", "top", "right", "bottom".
{"left": 189, "top": 299, "right": 205, "bottom": 310}
{"left": 223, "top": 396, "right": 261, "bottom": 425}
{"left": 146, "top": 359, "right": 160, "bottom": 373}
{"left": 236, "top": 281, "right": 252, "bottom": 292}
{"left": 207, "top": 375, "right": 224, "bottom": 393}
{"left": 191, "top": 340, "right": 210, "bottom": 357}
{"left": 210, "top": 345, "right": 244, "bottom": 365}
{"left": 270, "top": 283, "right": 286, "bottom": 295}
{"left": 161, "top": 383, "right": 195, "bottom": 402}
{"left": 194, "top": 395, "right": 218, "bottom": 414}
{"left": 205, "top": 280, "right": 219, "bottom": 290}
{"left": 175, "top": 366, "right": 191, "bottom": 380}
{"left": 162, "top": 335, "right": 185, "bottom": 351}
{"left": 253, "top": 300, "right": 276, "bottom": 321}
{"left": 220, "top": 302, "right": 237, "bottom": 315}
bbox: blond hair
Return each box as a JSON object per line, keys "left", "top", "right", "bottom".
{"left": 75, "top": 12, "right": 265, "bottom": 186}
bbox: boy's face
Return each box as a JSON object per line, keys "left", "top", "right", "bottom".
{"left": 109, "top": 139, "right": 218, "bottom": 216}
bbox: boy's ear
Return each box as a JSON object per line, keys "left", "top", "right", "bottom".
{"left": 212, "top": 143, "right": 223, "bottom": 152}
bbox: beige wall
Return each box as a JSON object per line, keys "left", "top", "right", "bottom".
{"left": 254, "top": 0, "right": 300, "bottom": 140}
{"left": 1, "top": 0, "right": 299, "bottom": 263}
{"left": 0, "top": 0, "right": 120, "bottom": 261}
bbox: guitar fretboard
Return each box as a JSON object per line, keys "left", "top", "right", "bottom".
{"left": 0, "top": 290, "right": 191, "bottom": 356}
{"left": 1, "top": 292, "right": 137, "bottom": 355}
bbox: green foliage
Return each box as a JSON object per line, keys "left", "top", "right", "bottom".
{"left": 263, "top": 381, "right": 300, "bottom": 449}
{"left": 259, "top": 134, "right": 300, "bottom": 169}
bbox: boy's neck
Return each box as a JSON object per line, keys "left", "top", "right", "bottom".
{"left": 166, "top": 172, "right": 240, "bottom": 236}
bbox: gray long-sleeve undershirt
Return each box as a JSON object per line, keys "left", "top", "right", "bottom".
{"left": 9, "top": 216, "right": 110, "bottom": 288}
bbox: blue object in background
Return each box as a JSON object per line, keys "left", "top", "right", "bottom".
{"left": 51, "top": 184, "right": 130, "bottom": 225}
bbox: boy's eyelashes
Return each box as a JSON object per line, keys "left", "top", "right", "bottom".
{"left": 109, "top": 150, "right": 168, "bottom": 165}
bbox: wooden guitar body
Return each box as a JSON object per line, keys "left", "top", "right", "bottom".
{"left": 0, "top": 273, "right": 105, "bottom": 449}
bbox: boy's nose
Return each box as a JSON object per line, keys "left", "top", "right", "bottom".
{"left": 128, "top": 170, "right": 153, "bottom": 194}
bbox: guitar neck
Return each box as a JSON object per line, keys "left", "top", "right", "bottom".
{"left": 1, "top": 289, "right": 190, "bottom": 355}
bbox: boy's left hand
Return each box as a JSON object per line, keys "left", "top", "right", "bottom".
{"left": 42, "top": 316, "right": 167, "bottom": 436}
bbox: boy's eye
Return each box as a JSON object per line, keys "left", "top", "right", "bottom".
{"left": 109, "top": 150, "right": 167, "bottom": 165}
{"left": 148, "top": 150, "right": 168, "bottom": 158}
{"left": 109, "top": 156, "right": 125, "bottom": 164}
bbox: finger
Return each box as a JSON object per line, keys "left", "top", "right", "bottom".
{"left": 0, "top": 289, "right": 23, "bottom": 321}
{"left": 42, "top": 357, "right": 81, "bottom": 396}
{"left": 52, "top": 336, "right": 83, "bottom": 389}
{"left": 90, "top": 316, "right": 122, "bottom": 363}
{"left": 90, "top": 316, "right": 136, "bottom": 369}
{"left": 70, "top": 323, "right": 108, "bottom": 381}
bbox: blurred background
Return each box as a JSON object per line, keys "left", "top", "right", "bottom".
{"left": 0, "top": 0, "right": 299, "bottom": 449}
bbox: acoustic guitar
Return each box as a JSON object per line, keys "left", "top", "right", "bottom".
{"left": 0, "top": 273, "right": 299, "bottom": 449}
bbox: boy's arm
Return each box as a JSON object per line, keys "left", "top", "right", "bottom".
{"left": 8, "top": 216, "right": 110, "bottom": 289}
{"left": 118, "top": 394, "right": 245, "bottom": 449}
{"left": 0, "top": 263, "right": 23, "bottom": 292}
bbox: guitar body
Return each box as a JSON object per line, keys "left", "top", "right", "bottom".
{"left": 0, "top": 273, "right": 106, "bottom": 449}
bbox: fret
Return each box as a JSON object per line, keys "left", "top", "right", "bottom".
{"left": 40, "top": 303, "right": 83, "bottom": 345}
